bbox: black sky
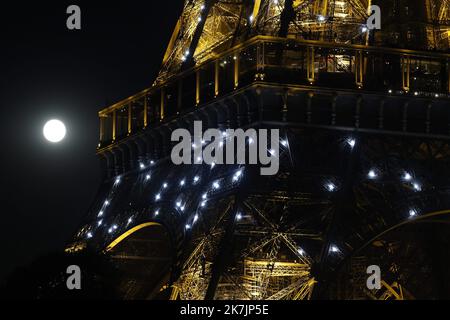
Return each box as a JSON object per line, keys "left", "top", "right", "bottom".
{"left": 0, "top": 1, "right": 182, "bottom": 280}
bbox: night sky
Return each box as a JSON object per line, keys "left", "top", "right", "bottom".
{"left": 0, "top": 2, "right": 182, "bottom": 281}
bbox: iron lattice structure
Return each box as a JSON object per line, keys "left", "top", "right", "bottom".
{"left": 67, "top": 1, "right": 450, "bottom": 300}
{"left": 156, "top": 0, "right": 450, "bottom": 84}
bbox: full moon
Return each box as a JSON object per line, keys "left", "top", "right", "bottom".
{"left": 43, "top": 119, "right": 66, "bottom": 143}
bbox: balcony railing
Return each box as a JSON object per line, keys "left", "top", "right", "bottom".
{"left": 98, "top": 35, "right": 450, "bottom": 148}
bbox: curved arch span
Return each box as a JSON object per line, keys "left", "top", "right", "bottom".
{"left": 104, "top": 221, "right": 174, "bottom": 299}
{"left": 105, "top": 221, "right": 163, "bottom": 252}
{"left": 352, "top": 209, "right": 450, "bottom": 258}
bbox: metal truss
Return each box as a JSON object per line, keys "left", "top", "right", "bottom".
{"left": 167, "top": 133, "right": 319, "bottom": 300}
{"left": 67, "top": 0, "right": 450, "bottom": 301}
{"left": 156, "top": 0, "right": 248, "bottom": 85}
{"left": 69, "top": 120, "right": 450, "bottom": 299}
{"left": 174, "top": 201, "right": 232, "bottom": 300}
{"left": 156, "top": 0, "right": 206, "bottom": 85}
{"left": 155, "top": 1, "right": 449, "bottom": 86}
{"left": 426, "top": 0, "right": 450, "bottom": 49}
{"left": 194, "top": 0, "right": 247, "bottom": 64}
{"left": 156, "top": 0, "right": 373, "bottom": 84}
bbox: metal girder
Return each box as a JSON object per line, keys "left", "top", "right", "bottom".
{"left": 266, "top": 276, "right": 313, "bottom": 300}
{"left": 156, "top": 0, "right": 206, "bottom": 84}
{"left": 156, "top": 0, "right": 248, "bottom": 84}
{"left": 156, "top": 0, "right": 377, "bottom": 84}
{"left": 74, "top": 2, "right": 450, "bottom": 297}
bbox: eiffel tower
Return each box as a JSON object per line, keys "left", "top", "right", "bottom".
{"left": 66, "top": 0, "right": 450, "bottom": 300}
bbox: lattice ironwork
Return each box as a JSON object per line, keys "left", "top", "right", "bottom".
{"left": 67, "top": 0, "right": 450, "bottom": 300}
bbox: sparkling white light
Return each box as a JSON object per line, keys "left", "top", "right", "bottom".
{"left": 413, "top": 182, "right": 422, "bottom": 192}
{"left": 409, "top": 209, "right": 417, "bottom": 217}
{"left": 368, "top": 170, "right": 377, "bottom": 179}
{"left": 347, "top": 138, "right": 356, "bottom": 148}
{"left": 403, "top": 172, "right": 412, "bottom": 181}
{"left": 330, "top": 245, "right": 340, "bottom": 253}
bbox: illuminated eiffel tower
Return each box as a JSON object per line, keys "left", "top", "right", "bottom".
{"left": 66, "top": 0, "right": 450, "bottom": 300}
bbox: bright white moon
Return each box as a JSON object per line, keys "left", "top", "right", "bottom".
{"left": 43, "top": 119, "right": 66, "bottom": 143}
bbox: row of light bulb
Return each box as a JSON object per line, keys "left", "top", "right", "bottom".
{"left": 388, "top": 89, "right": 441, "bottom": 98}
{"left": 93, "top": 162, "right": 246, "bottom": 239}
{"left": 90, "top": 135, "right": 421, "bottom": 243}
{"left": 91, "top": 135, "right": 314, "bottom": 240}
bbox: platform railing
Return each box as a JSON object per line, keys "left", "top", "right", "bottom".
{"left": 98, "top": 36, "right": 450, "bottom": 148}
